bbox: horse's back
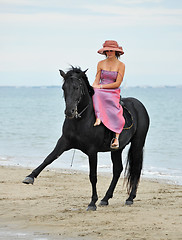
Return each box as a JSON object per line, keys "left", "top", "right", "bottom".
{"left": 122, "top": 97, "right": 150, "bottom": 132}
{"left": 123, "top": 97, "right": 149, "bottom": 116}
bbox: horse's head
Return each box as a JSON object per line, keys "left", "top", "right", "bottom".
{"left": 59, "top": 67, "right": 94, "bottom": 119}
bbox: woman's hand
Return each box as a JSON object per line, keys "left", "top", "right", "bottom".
{"left": 92, "top": 83, "right": 100, "bottom": 89}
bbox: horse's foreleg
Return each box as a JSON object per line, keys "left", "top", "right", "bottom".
{"left": 87, "top": 152, "right": 98, "bottom": 211}
{"left": 99, "top": 150, "right": 123, "bottom": 206}
{"left": 22, "top": 136, "right": 70, "bottom": 184}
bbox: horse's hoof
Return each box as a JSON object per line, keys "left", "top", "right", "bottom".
{"left": 87, "top": 205, "right": 97, "bottom": 211}
{"left": 125, "top": 200, "right": 133, "bottom": 205}
{"left": 99, "top": 200, "right": 108, "bottom": 206}
{"left": 22, "top": 177, "right": 34, "bottom": 185}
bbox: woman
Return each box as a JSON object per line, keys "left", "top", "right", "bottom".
{"left": 92, "top": 40, "right": 125, "bottom": 149}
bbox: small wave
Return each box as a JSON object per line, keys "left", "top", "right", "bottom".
{"left": 98, "top": 165, "right": 111, "bottom": 169}
{"left": 143, "top": 167, "right": 182, "bottom": 185}
{"left": 0, "top": 156, "right": 10, "bottom": 162}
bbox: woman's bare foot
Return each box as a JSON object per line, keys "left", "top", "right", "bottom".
{"left": 94, "top": 118, "right": 101, "bottom": 126}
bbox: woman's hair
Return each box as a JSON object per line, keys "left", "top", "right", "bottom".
{"left": 103, "top": 51, "right": 120, "bottom": 59}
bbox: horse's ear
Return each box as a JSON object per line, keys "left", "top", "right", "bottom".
{"left": 59, "top": 70, "right": 66, "bottom": 78}
{"left": 83, "top": 69, "right": 88, "bottom": 73}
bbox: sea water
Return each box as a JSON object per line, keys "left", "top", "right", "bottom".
{"left": 0, "top": 86, "right": 182, "bottom": 185}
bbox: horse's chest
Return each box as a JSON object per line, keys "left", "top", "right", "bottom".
{"left": 65, "top": 125, "right": 89, "bottom": 142}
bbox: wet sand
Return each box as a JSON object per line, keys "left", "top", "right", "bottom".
{"left": 0, "top": 166, "right": 182, "bottom": 240}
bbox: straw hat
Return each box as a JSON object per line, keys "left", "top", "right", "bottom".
{"left": 97, "top": 40, "right": 124, "bottom": 55}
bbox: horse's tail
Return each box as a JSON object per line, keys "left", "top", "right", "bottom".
{"left": 124, "top": 140, "right": 144, "bottom": 194}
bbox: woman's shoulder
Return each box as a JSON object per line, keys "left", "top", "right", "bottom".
{"left": 117, "top": 60, "right": 125, "bottom": 72}
{"left": 118, "top": 60, "right": 125, "bottom": 67}
{"left": 97, "top": 60, "right": 106, "bottom": 71}
{"left": 117, "top": 60, "right": 125, "bottom": 77}
{"left": 98, "top": 59, "right": 106, "bottom": 66}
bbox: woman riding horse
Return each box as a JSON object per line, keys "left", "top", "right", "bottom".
{"left": 92, "top": 40, "right": 125, "bottom": 149}
{"left": 23, "top": 67, "right": 149, "bottom": 211}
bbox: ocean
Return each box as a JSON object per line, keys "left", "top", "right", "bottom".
{"left": 0, "top": 86, "right": 182, "bottom": 185}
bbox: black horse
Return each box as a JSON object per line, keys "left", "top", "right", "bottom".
{"left": 23, "top": 67, "right": 150, "bottom": 210}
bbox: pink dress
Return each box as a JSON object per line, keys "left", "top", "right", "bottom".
{"left": 92, "top": 70, "right": 125, "bottom": 134}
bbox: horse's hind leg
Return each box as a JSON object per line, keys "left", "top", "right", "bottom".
{"left": 99, "top": 150, "right": 123, "bottom": 206}
{"left": 22, "top": 136, "right": 70, "bottom": 184}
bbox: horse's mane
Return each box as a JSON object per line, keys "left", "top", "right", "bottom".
{"left": 66, "top": 66, "right": 94, "bottom": 97}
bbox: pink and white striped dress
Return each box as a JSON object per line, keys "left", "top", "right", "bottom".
{"left": 92, "top": 70, "right": 125, "bottom": 134}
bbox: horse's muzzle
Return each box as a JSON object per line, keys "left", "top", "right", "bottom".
{"left": 64, "top": 108, "right": 76, "bottom": 119}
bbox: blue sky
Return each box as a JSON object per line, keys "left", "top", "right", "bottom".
{"left": 0, "top": 0, "right": 182, "bottom": 87}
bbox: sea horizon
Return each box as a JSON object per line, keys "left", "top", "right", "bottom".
{"left": 0, "top": 85, "right": 182, "bottom": 88}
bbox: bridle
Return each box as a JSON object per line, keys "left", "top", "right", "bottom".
{"left": 65, "top": 75, "right": 89, "bottom": 119}
{"left": 75, "top": 104, "right": 89, "bottom": 119}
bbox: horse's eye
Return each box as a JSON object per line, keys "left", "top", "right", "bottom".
{"left": 74, "top": 86, "right": 79, "bottom": 90}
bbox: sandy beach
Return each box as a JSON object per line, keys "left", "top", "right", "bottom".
{"left": 0, "top": 165, "right": 182, "bottom": 240}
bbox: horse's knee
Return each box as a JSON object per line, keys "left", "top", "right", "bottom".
{"left": 89, "top": 174, "right": 97, "bottom": 184}
{"left": 113, "top": 165, "right": 123, "bottom": 178}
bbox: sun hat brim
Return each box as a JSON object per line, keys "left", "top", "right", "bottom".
{"left": 97, "top": 40, "right": 124, "bottom": 55}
